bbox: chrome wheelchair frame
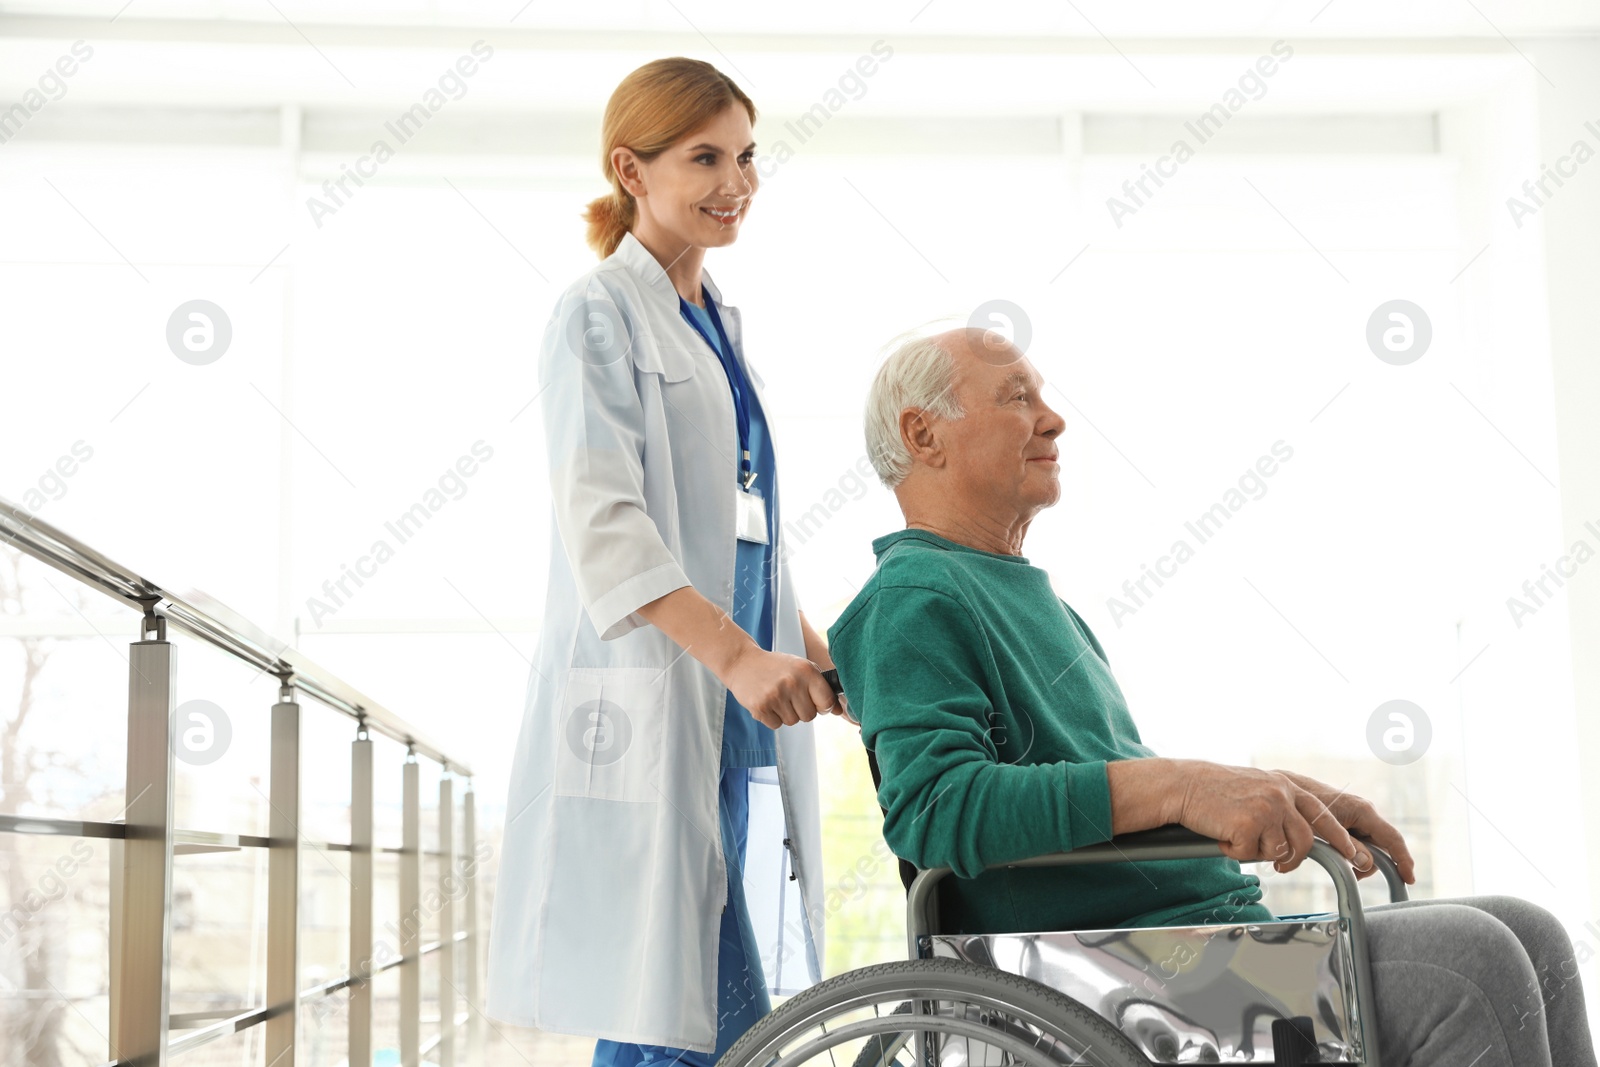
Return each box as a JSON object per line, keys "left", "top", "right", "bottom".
{"left": 910, "top": 825, "right": 1409, "bottom": 1065}
{"left": 717, "top": 825, "right": 1409, "bottom": 1067}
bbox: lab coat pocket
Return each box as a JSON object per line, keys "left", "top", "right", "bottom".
{"left": 552, "top": 666, "right": 668, "bottom": 803}
{"left": 633, "top": 338, "right": 697, "bottom": 382}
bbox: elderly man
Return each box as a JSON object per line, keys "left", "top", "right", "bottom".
{"left": 826, "top": 327, "right": 1596, "bottom": 1067}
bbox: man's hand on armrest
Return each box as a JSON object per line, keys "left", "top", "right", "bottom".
{"left": 1272, "top": 768, "right": 1417, "bottom": 885}
{"left": 1107, "top": 757, "right": 1375, "bottom": 877}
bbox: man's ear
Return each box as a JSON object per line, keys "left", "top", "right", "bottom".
{"left": 899, "top": 408, "right": 945, "bottom": 471}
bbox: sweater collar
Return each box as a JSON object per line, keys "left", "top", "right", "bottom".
{"left": 612, "top": 229, "right": 727, "bottom": 310}
{"left": 871, "top": 527, "right": 1031, "bottom": 564}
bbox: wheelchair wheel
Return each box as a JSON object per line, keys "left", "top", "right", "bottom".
{"left": 715, "top": 958, "right": 1149, "bottom": 1067}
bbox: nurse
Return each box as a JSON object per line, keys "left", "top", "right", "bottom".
{"left": 485, "top": 57, "right": 845, "bottom": 1063}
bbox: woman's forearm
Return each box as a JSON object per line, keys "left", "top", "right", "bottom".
{"left": 636, "top": 584, "right": 759, "bottom": 680}
{"left": 637, "top": 586, "right": 837, "bottom": 726}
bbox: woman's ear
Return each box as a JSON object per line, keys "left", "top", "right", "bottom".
{"left": 612, "top": 147, "right": 647, "bottom": 198}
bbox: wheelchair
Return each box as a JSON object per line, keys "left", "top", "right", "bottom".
{"left": 716, "top": 741, "right": 1410, "bottom": 1067}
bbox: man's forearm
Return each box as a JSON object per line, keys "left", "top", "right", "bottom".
{"left": 1107, "top": 757, "right": 1197, "bottom": 835}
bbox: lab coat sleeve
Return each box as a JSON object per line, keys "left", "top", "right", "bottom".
{"left": 540, "top": 286, "right": 692, "bottom": 641}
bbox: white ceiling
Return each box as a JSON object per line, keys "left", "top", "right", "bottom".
{"left": 0, "top": 3, "right": 1587, "bottom": 129}
{"left": 2, "top": 0, "right": 1599, "bottom": 36}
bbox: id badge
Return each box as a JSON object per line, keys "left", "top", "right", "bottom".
{"left": 736, "top": 486, "right": 769, "bottom": 544}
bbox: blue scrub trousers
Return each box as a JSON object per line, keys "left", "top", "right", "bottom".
{"left": 590, "top": 766, "right": 773, "bottom": 1067}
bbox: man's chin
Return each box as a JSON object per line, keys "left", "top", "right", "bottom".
{"left": 1033, "top": 484, "right": 1063, "bottom": 510}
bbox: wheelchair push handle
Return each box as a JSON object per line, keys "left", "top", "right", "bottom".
{"left": 820, "top": 667, "right": 856, "bottom": 724}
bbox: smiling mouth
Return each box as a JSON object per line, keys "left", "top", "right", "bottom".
{"left": 701, "top": 205, "right": 744, "bottom": 223}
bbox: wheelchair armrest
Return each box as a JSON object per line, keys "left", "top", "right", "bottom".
{"left": 905, "top": 823, "right": 1406, "bottom": 961}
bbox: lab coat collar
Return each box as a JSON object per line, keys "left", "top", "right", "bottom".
{"left": 613, "top": 229, "right": 729, "bottom": 311}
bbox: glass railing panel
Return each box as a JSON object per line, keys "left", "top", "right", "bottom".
{"left": 170, "top": 1014, "right": 273, "bottom": 1066}
{"left": 168, "top": 846, "right": 267, "bottom": 1023}
{"left": 369, "top": 850, "right": 401, "bottom": 977}
{"left": 299, "top": 846, "right": 350, "bottom": 998}
{"left": 297, "top": 985, "right": 349, "bottom": 1067}
{"left": 168, "top": 630, "right": 276, "bottom": 841}
{"left": 0, "top": 829, "right": 113, "bottom": 1063}
{"left": 297, "top": 698, "right": 357, "bottom": 850}
{"left": 368, "top": 964, "right": 402, "bottom": 1063}
{"left": 420, "top": 948, "right": 442, "bottom": 1057}
{"left": 417, "top": 853, "right": 441, "bottom": 947}
{"left": 415, "top": 758, "right": 441, "bottom": 866}
{"left": 0, "top": 547, "right": 129, "bottom": 825}
{"left": 371, "top": 735, "right": 409, "bottom": 852}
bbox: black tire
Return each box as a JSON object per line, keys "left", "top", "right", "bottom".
{"left": 716, "top": 958, "right": 1150, "bottom": 1067}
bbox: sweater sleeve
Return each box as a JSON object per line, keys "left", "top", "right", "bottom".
{"left": 837, "top": 584, "right": 1115, "bottom": 879}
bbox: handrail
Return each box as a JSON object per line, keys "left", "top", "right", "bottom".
{"left": 0, "top": 494, "right": 469, "bottom": 774}
{"left": 0, "top": 492, "right": 484, "bottom": 1065}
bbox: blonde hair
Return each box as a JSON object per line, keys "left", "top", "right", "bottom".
{"left": 583, "top": 58, "right": 758, "bottom": 259}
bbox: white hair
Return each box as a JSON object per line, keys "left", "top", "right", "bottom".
{"left": 864, "top": 332, "right": 968, "bottom": 489}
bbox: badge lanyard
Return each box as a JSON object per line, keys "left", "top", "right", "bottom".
{"left": 680, "top": 286, "right": 755, "bottom": 491}
{"left": 680, "top": 286, "right": 770, "bottom": 546}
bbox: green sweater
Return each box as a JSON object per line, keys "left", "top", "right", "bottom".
{"left": 826, "top": 528, "right": 1275, "bottom": 935}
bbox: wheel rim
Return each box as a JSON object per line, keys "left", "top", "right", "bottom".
{"left": 736, "top": 985, "right": 1099, "bottom": 1067}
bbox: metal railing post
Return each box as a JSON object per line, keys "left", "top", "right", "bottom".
{"left": 108, "top": 834, "right": 123, "bottom": 1061}
{"left": 400, "top": 751, "right": 420, "bottom": 1066}
{"left": 438, "top": 773, "right": 456, "bottom": 1066}
{"left": 115, "top": 611, "right": 176, "bottom": 1065}
{"left": 463, "top": 781, "right": 482, "bottom": 1066}
{"left": 266, "top": 683, "right": 301, "bottom": 1065}
{"left": 349, "top": 725, "right": 373, "bottom": 1067}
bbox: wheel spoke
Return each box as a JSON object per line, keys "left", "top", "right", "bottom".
{"left": 715, "top": 960, "right": 1143, "bottom": 1067}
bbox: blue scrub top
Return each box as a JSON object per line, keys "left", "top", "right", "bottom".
{"left": 682, "top": 297, "right": 778, "bottom": 770}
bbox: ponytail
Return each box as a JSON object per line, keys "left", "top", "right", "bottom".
{"left": 582, "top": 188, "right": 637, "bottom": 260}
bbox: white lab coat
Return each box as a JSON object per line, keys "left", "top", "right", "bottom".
{"left": 485, "top": 230, "right": 826, "bottom": 1053}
